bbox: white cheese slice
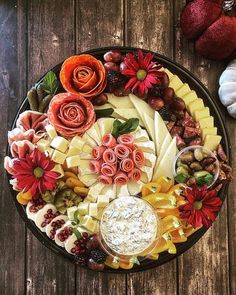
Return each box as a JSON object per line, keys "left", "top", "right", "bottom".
{"left": 152, "top": 137, "right": 177, "bottom": 181}
{"left": 112, "top": 108, "right": 144, "bottom": 127}
{"left": 45, "top": 124, "right": 57, "bottom": 139}
{"left": 66, "top": 155, "right": 80, "bottom": 168}
{"left": 88, "top": 182, "right": 106, "bottom": 199}
{"left": 86, "top": 123, "right": 102, "bottom": 145}
{"left": 50, "top": 136, "right": 69, "bottom": 153}
{"left": 82, "top": 133, "right": 97, "bottom": 147}
{"left": 127, "top": 181, "right": 144, "bottom": 195}
{"left": 135, "top": 140, "right": 155, "bottom": 154}
{"left": 155, "top": 133, "right": 172, "bottom": 168}
{"left": 52, "top": 164, "right": 64, "bottom": 178}
{"left": 101, "top": 184, "right": 117, "bottom": 200}
{"left": 79, "top": 174, "right": 98, "bottom": 187}
{"left": 143, "top": 152, "right": 157, "bottom": 168}
{"left": 107, "top": 93, "right": 134, "bottom": 108}
{"left": 143, "top": 113, "right": 155, "bottom": 140}
{"left": 117, "top": 184, "right": 130, "bottom": 197}
{"left": 154, "top": 111, "right": 172, "bottom": 156}
{"left": 97, "top": 117, "right": 115, "bottom": 137}
{"left": 133, "top": 129, "right": 150, "bottom": 142}
{"left": 97, "top": 195, "right": 110, "bottom": 207}
{"left": 70, "top": 136, "right": 85, "bottom": 150}
{"left": 140, "top": 166, "right": 153, "bottom": 183}
{"left": 78, "top": 159, "right": 92, "bottom": 175}
{"left": 51, "top": 150, "right": 67, "bottom": 164}
{"left": 129, "top": 93, "right": 155, "bottom": 120}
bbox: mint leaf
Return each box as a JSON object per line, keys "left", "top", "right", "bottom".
{"left": 95, "top": 108, "right": 114, "bottom": 119}
{"left": 111, "top": 119, "right": 123, "bottom": 138}
{"left": 73, "top": 228, "right": 81, "bottom": 239}
{"left": 73, "top": 209, "right": 79, "bottom": 224}
{"left": 41, "top": 71, "right": 59, "bottom": 95}
{"left": 111, "top": 118, "right": 139, "bottom": 138}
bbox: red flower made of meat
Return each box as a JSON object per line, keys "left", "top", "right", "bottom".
{"left": 60, "top": 54, "right": 107, "bottom": 98}
{"left": 47, "top": 93, "right": 95, "bottom": 138}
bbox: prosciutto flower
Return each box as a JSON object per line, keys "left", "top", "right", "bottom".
{"left": 121, "top": 49, "right": 164, "bottom": 97}
{"left": 179, "top": 185, "right": 222, "bottom": 228}
{"left": 12, "top": 149, "right": 58, "bottom": 197}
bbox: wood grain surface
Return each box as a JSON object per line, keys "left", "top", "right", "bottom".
{"left": 0, "top": 1, "right": 235, "bottom": 295}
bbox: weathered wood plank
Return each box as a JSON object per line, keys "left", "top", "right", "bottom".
{"left": 75, "top": 1, "right": 126, "bottom": 294}
{"left": 125, "top": 1, "right": 177, "bottom": 294}
{"left": 0, "top": 1, "right": 26, "bottom": 294}
{"left": 26, "top": 1, "right": 76, "bottom": 295}
{"left": 174, "top": 2, "right": 230, "bottom": 295}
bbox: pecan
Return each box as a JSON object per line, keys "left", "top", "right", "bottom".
{"left": 217, "top": 144, "right": 227, "bottom": 162}
{"left": 220, "top": 163, "right": 233, "bottom": 181}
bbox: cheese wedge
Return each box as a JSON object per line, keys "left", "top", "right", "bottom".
{"left": 129, "top": 93, "right": 155, "bottom": 120}
{"left": 152, "top": 137, "right": 177, "bottom": 181}
{"left": 45, "top": 125, "right": 57, "bottom": 139}
{"left": 169, "top": 75, "right": 183, "bottom": 92}
{"left": 154, "top": 111, "right": 172, "bottom": 156}
{"left": 66, "top": 155, "right": 80, "bottom": 168}
{"left": 140, "top": 166, "right": 153, "bottom": 182}
{"left": 143, "top": 152, "right": 157, "bottom": 168}
{"left": 77, "top": 202, "right": 89, "bottom": 215}
{"left": 107, "top": 93, "right": 134, "bottom": 108}
{"left": 182, "top": 91, "right": 198, "bottom": 105}
{"left": 201, "top": 127, "right": 217, "bottom": 140}
{"left": 155, "top": 133, "right": 172, "bottom": 168}
{"left": 82, "top": 133, "right": 97, "bottom": 147}
{"left": 52, "top": 164, "right": 64, "bottom": 178}
{"left": 88, "top": 182, "right": 105, "bottom": 198}
{"left": 117, "top": 184, "right": 130, "bottom": 196}
{"left": 86, "top": 123, "right": 102, "bottom": 145}
{"left": 112, "top": 108, "right": 144, "bottom": 127}
{"left": 97, "top": 118, "right": 114, "bottom": 137}
{"left": 188, "top": 98, "right": 204, "bottom": 114}
{"left": 133, "top": 129, "right": 150, "bottom": 142}
{"left": 70, "top": 136, "right": 85, "bottom": 150}
{"left": 51, "top": 150, "right": 67, "bottom": 164}
{"left": 50, "top": 136, "right": 69, "bottom": 153}
{"left": 127, "top": 181, "right": 144, "bottom": 195}
{"left": 101, "top": 184, "right": 117, "bottom": 200}
{"left": 175, "top": 83, "right": 191, "bottom": 98}
{"left": 204, "top": 134, "right": 222, "bottom": 151}
{"left": 135, "top": 140, "right": 155, "bottom": 153}
{"left": 143, "top": 113, "right": 155, "bottom": 140}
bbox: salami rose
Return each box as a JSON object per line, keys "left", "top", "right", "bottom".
{"left": 114, "top": 144, "right": 130, "bottom": 159}
{"left": 101, "top": 133, "right": 116, "bottom": 148}
{"left": 101, "top": 163, "right": 117, "bottom": 177}
{"left": 120, "top": 158, "right": 134, "bottom": 173}
{"left": 128, "top": 168, "right": 142, "bottom": 182}
{"left": 90, "top": 160, "right": 102, "bottom": 174}
{"left": 47, "top": 93, "right": 95, "bottom": 138}
{"left": 92, "top": 146, "right": 106, "bottom": 160}
{"left": 117, "top": 134, "right": 134, "bottom": 146}
{"left": 132, "top": 149, "right": 145, "bottom": 167}
{"left": 114, "top": 172, "right": 129, "bottom": 185}
{"left": 98, "top": 175, "right": 113, "bottom": 185}
{"left": 103, "top": 149, "right": 117, "bottom": 165}
{"left": 60, "top": 55, "right": 107, "bottom": 98}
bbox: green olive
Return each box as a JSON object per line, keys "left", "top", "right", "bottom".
{"left": 194, "top": 148, "right": 204, "bottom": 161}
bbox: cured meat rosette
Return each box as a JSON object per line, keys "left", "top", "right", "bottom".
{"left": 60, "top": 55, "right": 107, "bottom": 98}
{"left": 47, "top": 93, "right": 95, "bottom": 138}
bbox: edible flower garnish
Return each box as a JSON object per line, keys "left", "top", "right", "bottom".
{"left": 121, "top": 49, "right": 164, "bottom": 96}
{"left": 179, "top": 185, "right": 222, "bottom": 228}
{"left": 12, "top": 149, "right": 58, "bottom": 197}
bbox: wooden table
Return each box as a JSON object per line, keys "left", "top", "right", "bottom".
{"left": 0, "top": 1, "right": 235, "bottom": 294}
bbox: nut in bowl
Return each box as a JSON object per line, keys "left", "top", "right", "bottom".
{"left": 173, "top": 145, "right": 220, "bottom": 188}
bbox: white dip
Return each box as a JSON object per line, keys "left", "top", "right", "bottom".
{"left": 100, "top": 196, "right": 158, "bottom": 256}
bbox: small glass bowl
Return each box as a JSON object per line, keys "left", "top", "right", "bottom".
{"left": 173, "top": 145, "right": 219, "bottom": 188}
{"left": 98, "top": 196, "right": 161, "bottom": 264}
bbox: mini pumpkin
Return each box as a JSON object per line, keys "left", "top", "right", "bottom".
{"left": 219, "top": 59, "right": 236, "bottom": 118}
{"left": 180, "top": 0, "right": 236, "bottom": 60}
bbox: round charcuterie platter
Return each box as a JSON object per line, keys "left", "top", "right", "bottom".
{"left": 5, "top": 47, "right": 232, "bottom": 273}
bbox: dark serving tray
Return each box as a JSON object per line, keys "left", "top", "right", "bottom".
{"left": 7, "top": 46, "right": 231, "bottom": 273}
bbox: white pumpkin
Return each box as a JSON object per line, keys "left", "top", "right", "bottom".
{"left": 219, "top": 59, "right": 236, "bottom": 118}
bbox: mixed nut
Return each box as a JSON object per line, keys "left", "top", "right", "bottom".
{"left": 175, "top": 146, "right": 219, "bottom": 187}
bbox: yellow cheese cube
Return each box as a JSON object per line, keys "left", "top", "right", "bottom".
{"left": 82, "top": 144, "right": 93, "bottom": 154}
{"left": 89, "top": 203, "right": 98, "bottom": 218}
{"left": 94, "top": 209, "right": 104, "bottom": 221}
{"left": 37, "top": 139, "right": 50, "bottom": 152}
{"left": 182, "top": 91, "right": 198, "bottom": 105}
{"left": 81, "top": 215, "right": 97, "bottom": 233}
{"left": 187, "top": 98, "right": 204, "bottom": 114}
{"left": 45, "top": 124, "right": 57, "bottom": 139}
{"left": 45, "top": 147, "right": 54, "bottom": 157}
{"left": 51, "top": 150, "right": 67, "bottom": 164}
{"left": 199, "top": 116, "right": 214, "bottom": 129}
{"left": 77, "top": 202, "right": 89, "bottom": 215}
{"left": 66, "top": 146, "right": 80, "bottom": 157}
{"left": 201, "top": 127, "right": 217, "bottom": 140}
{"left": 204, "top": 134, "right": 222, "bottom": 151}
{"left": 85, "top": 194, "right": 98, "bottom": 203}
{"left": 67, "top": 206, "right": 78, "bottom": 220}
{"left": 70, "top": 136, "right": 85, "bottom": 150}
{"left": 51, "top": 136, "right": 69, "bottom": 153}
{"left": 97, "top": 195, "right": 109, "bottom": 207}
{"left": 66, "top": 155, "right": 80, "bottom": 168}
{"left": 169, "top": 75, "right": 183, "bottom": 91}
{"left": 193, "top": 107, "right": 210, "bottom": 121}
{"left": 175, "top": 83, "right": 191, "bottom": 98}
{"left": 52, "top": 164, "right": 64, "bottom": 178}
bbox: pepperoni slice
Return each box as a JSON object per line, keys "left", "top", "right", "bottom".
{"left": 117, "top": 134, "right": 135, "bottom": 146}
{"left": 132, "top": 148, "right": 145, "bottom": 168}
{"left": 98, "top": 175, "right": 113, "bottom": 185}
{"left": 103, "top": 148, "right": 117, "bottom": 165}
{"left": 128, "top": 168, "right": 142, "bottom": 182}
{"left": 92, "top": 146, "right": 106, "bottom": 160}
{"left": 120, "top": 158, "right": 134, "bottom": 173}
{"left": 101, "top": 163, "right": 117, "bottom": 177}
{"left": 90, "top": 160, "right": 102, "bottom": 174}
{"left": 101, "top": 134, "right": 117, "bottom": 148}
{"left": 114, "top": 172, "right": 128, "bottom": 185}
{"left": 114, "top": 144, "right": 130, "bottom": 159}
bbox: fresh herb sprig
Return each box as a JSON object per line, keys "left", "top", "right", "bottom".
{"left": 95, "top": 108, "right": 114, "bottom": 119}
{"left": 41, "top": 70, "right": 59, "bottom": 95}
{"left": 111, "top": 118, "right": 139, "bottom": 138}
